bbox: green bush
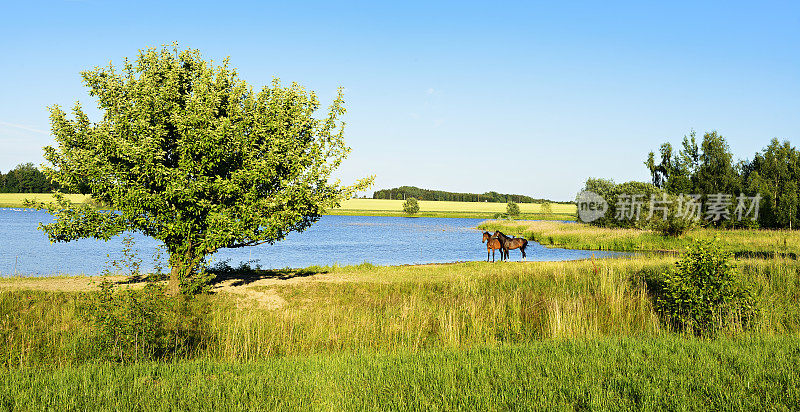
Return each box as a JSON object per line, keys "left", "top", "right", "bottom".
{"left": 656, "top": 239, "right": 755, "bottom": 335}
{"left": 578, "top": 179, "right": 661, "bottom": 227}
{"left": 643, "top": 194, "right": 699, "bottom": 237}
{"left": 647, "top": 212, "right": 696, "bottom": 237}
{"left": 540, "top": 201, "right": 553, "bottom": 215}
{"left": 403, "top": 197, "right": 420, "bottom": 215}
{"left": 506, "top": 201, "right": 520, "bottom": 218}
{"left": 84, "top": 280, "right": 210, "bottom": 362}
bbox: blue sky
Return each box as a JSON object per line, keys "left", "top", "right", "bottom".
{"left": 1, "top": 1, "right": 798, "bottom": 201}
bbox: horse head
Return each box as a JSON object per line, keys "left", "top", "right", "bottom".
{"left": 482, "top": 232, "right": 491, "bottom": 243}
{"left": 492, "top": 230, "right": 508, "bottom": 240}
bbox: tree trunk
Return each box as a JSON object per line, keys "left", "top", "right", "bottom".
{"left": 166, "top": 247, "right": 201, "bottom": 296}
{"left": 166, "top": 264, "right": 182, "bottom": 296}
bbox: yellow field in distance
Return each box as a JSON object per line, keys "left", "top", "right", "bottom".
{"left": 0, "top": 194, "right": 577, "bottom": 215}
{"left": 0, "top": 193, "right": 92, "bottom": 207}
{"left": 336, "top": 199, "right": 576, "bottom": 214}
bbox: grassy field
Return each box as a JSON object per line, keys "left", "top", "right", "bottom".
{"left": 2, "top": 257, "right": 800, "bottom": 360}
{"left": 479, "top": 219, "right": 800, "bottom": 257}
{"left": 0, "top": 193, "right": 92, "bottom": 208}
{"left": 337, "top": 199, "right": 576, "bottom": 214}
{"left": 3, "top": 210, "right": 799, "bottom": 407}
{"left": 1, "top": 257, "right": 800, "bottom": 408}
{"left": 2, "top": 338, "right": 798, "bottom": 410}
{"left": 0, "top": 194, "right": 577, "bottom": 220}
{"left": 330, "top": 198, "right": 577, "bottom": 220}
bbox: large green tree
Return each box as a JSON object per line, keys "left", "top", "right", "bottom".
{"left": 645, "top": 130, "right": 740, "bottom": 196}
{"left": 744, "top": 138, "right": 800, "bottom": 228}
{"left": 1, "top": 163, "right": 54, "bottom": 193}
{"left": 695, "top": 131, "right": 741, "bottom": 196}
{"left": 645, "top": 131, "right": 744, "bottom": 227}
{"left": 37, "top": 45, "right": 371, "bottom": 294}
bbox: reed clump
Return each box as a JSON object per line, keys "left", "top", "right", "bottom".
{"left": 479, "top": 220, "right": 800, "bottom": 256}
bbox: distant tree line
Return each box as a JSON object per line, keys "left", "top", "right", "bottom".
{"left": 581, "top": 130, "right": 799, "bottom": 230}
{"left": 0, "top": 163, "right": 60, "bottom": 193}
{"left": 373, "top": 186, "right": 569, "bottom": 204}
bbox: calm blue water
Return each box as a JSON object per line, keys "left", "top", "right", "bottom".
{"left": 0, "top": 208, "right": 620, "bottom": 276}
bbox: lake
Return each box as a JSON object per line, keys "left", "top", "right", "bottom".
{"left": 0, "top": 208, "right": 620, "bottom": 276}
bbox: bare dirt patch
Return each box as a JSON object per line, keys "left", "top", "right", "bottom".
{"left": 0, "top": 276, "right": 135, "bottom": 293}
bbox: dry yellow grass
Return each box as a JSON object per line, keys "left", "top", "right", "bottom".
{"left": 0, "top": 275, "right": 136, "bottom": 292}
{"left": 480, "top": 220, "right": 800, "bottom": 255}
{"left": 0, "top": 193, "right": 92, "bottom": 207}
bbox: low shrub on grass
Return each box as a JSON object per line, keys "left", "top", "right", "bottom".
{"left": 84, "top": 280, "right": 210, "bottom": 362}
{"left": 656, "top": 239, "right": 755, "bottom": 335}
{"left": 643, "top": 194, "right": 699, "bottom": 237}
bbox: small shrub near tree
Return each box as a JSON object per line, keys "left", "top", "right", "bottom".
{"left": 84, "top": 280, "right": 210, "bottom": 362}
{"left": 81, "top": 239, "right": 211, "bottom": 362}
{"left": 403, "top": 197, "right": 420, "bottom": 215}
{"left": 506, "top": 201, "right": 520, "bottom": 218}
{"left": 656, "top": 239, "right": 755, "bottom": 335}
{"left": 540, "top": 201, "right": 553, "bottom": 216}
{"left": 643, "top": 194, "right": 698, "bottom": 237}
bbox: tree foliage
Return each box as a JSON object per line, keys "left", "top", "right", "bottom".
{"left": 0, "top": 163, "right": 58, "bottom": 193}
{"left": 645, "top": 131, "right": 799, "bottom": 229}
{"left": 402, "top": 197, "right": 420, "bottom": 215}
{"left": 35, "top": 44, "right": 371, "bottom": 294}
{"left": 373, "top": 186, "right": 563, "bottom": 204}
{"left": 540, "top": 201, "right": 553, "bottom": 215}
{"left": 744, "top": 138, "right": 800, "bottom": 229}
{"left": 578, "top": 178, "right": 660, "bottom": 228}
{"left": 506, "top": 201, "right": 520, "bottom": 218}
{"left": 645, "top": 130, "right": 741, "bottom": 197}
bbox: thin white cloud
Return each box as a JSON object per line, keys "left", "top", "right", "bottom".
{"left": 0, "top": 121, "right": 49, "bottom": 135}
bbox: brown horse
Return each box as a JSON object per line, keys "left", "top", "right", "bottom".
{"left": 482, "top": 232, "right": 504, "bottom": 262}
{"left": 493, "top": 231, "right": 528, "bottom": 261}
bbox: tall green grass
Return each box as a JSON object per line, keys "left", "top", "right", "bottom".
{"left": 2, "top": 338, "right": 798, "bottom": 411}
{"left": 2, "top": 258, "right": 799, "bottom": 366}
